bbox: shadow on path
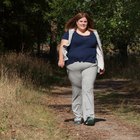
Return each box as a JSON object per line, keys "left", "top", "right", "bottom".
{"left": 47, "top": 79, "right": 140, "bottom": 140}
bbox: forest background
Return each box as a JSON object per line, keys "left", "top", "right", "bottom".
{"left": 1, "top": 0, "right": 140, "bottom": 78}
{"left": 0, "top": 0, "right": 140, "bottom": 139}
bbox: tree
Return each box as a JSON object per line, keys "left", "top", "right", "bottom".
{"left": 94, "top": 0, "right": 140, "bottom": 64}
{"left": 1, "top": 0, "right": 139, "bottom": 64}
{"left": 0, "top": 0, "right": 50, "bottom": 53}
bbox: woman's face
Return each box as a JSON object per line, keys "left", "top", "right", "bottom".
{"left": 76, "top": 17, "right": 88, "bottom": 31}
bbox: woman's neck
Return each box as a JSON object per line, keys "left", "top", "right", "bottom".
{"left": 76, "top": 28, "right": 87, "bottom": 33}
{"left": 76, "top": 28, "right": 90, "bottom": 36}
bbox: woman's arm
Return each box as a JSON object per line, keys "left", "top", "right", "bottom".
{"left": 58, "top": 39, "right": 69, "bottom": 68}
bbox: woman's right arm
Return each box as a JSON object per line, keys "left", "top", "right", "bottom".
{"left": 58, "top": 39, "right": 69, "bottom": 68}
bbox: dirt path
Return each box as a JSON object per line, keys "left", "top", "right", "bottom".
{"left": 47, "top": 79, "right": 140, "bottom": 140}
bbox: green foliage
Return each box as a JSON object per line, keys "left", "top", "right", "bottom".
{"left": 48, "top": 0, "right": 95, "bottom": 35}
{"left": 0, "top": 0, "right": 139, "bottom": 60}
{"left": 2, "top": 0, "right": 12, "bottom": 7}
{"left": 96, "top": 0, "right": 139, "bottom": 45}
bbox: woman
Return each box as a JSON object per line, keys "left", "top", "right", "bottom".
{"left": 58, "top": 12, "right": 104, "bottom": 125}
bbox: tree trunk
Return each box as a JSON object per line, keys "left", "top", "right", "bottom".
{"left": 49, "top": 39, "right": 57, "bottom": 63}
{"left": 49, "top": 20, "right": 58, "bottom": 64}
{"left": 118, "top": 43, "right": 128, "bottom": 67}
{"left": 37, "top": 40, "right": 40, "bottom": 56}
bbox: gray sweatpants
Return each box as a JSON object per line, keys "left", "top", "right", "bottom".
{"left": 66, "top": 62, "right": 97, "bottom": 121}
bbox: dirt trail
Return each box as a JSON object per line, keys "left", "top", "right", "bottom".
{"left": 47, "top": 79, "right": 140, "bottom": 140}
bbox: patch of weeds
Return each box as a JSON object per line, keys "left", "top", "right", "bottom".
{"left": 114, "top": 100, "right": 140, "bottom": 127}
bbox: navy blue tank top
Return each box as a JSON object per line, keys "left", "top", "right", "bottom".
{"left": 62, "top": 31, "right": 97, "bottom": 65}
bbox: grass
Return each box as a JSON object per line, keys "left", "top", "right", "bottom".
{"left": 97, "top": 93, "right": 140, "bottom": 128}
{"left": 116, "top": 102, "right": 140, "bottom": 126}
{"left": 103, "top": 55, "right": 140, "bottom": 80}
{"left": 0, "top": 74, "right": 72, "bottom": 140}
{"left": 0, "top": 52, "right": 140, "bottom": 139}
{"left": 95, "top": 80, "right": 140, "bottom": 127}
{"left": 0, "top": 53, "right": 66, "bottom": 89}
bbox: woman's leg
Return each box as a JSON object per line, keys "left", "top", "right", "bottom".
{"left": 67, "top": 62, "right": 97, "bottom": 122}
{"left": 81, "top": 64, "right": 97, "bottom": 122}
{"left": 67, "top": 65, "right": 82, "bottom": 119}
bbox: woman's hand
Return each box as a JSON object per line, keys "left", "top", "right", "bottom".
{"left": 58, "top": 59, "right": 65, "bottom": 68}
{"left": 99, "top": 69, "right": 105, "bottom": 75}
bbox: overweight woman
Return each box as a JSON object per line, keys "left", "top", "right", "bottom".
{"left": 58, "top": 12, "right": 105, "bottom": 126}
